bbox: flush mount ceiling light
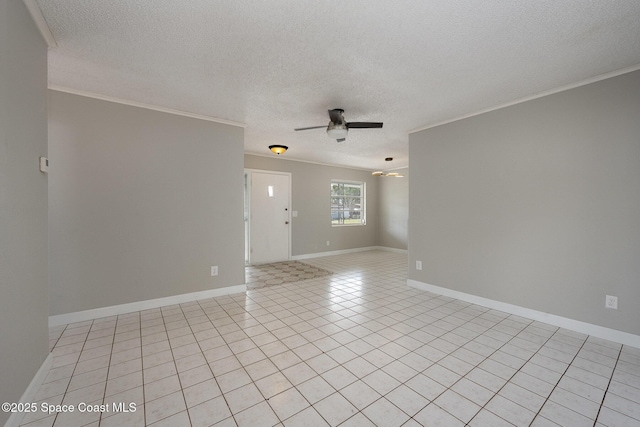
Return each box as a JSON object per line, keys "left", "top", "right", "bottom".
{"left": 269, "top": 145, "right": 288, "bottom": 155}
{"left": 372, "top": 157, "right": 404, "bottom": 177}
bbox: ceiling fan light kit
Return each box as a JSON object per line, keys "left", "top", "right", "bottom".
{"left": 295, "top": 108, "right": 383, "bottom": 142}
{"left": 326, "top": 123, "right": 348, "bottom": 141}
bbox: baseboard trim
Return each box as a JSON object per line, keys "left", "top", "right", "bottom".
{"left": 375, "top": 246, "right": 408, "bottom": 254}
{"left": 407, "top": 279, "right": 640, "bottom": 349}
{"left": 292, "top": 246, "right": 379, "bottom": 260}
{"left": 49, "top": 284, "right": 246, "bottom": 327}
{"left": 4, "top": 353, "right": 52, "bottom": 427}
{"left": 292, "top": 246, "right": 407, "bottom": 260}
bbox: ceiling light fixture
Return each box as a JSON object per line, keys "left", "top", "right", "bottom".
{"left": 326, "top": 123, "right": 348, "bottom": 141}
{"left": 372, "top": 157, "right": 404, "bottom": 177}
{"left": 269, "top": 145, "right": 288, "bottom": 155}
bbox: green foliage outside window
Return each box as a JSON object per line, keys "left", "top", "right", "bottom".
{"left": 331, "top": 181, "right": 365, "bottom": 225}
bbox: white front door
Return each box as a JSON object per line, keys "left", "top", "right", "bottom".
{"left": 248, "top": 171, "right": 291, "bottom": 264}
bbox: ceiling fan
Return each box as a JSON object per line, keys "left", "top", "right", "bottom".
{"left": 294, "top": 109, "right": 383, "bottom": 142}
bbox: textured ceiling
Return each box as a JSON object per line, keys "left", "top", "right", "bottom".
{"left": 36, "top": 0, "right": 640, "bottom": 170}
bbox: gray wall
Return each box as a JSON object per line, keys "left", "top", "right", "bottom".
{"left": 378, "top": 167, "right": 409, "bottom": 250}
{"left": 0, "top": 1, "right": 49, "bottom": 423}
{"left": 49, "top": 91, "right": 245, "bottom": 316}
{"left": 409, "top": 70, "right": 640, "bottom": 335}
{"left": 245, "top": 154, "right": 379, "bottom": 256}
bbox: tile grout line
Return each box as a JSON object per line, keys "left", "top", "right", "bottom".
{"left": 592, "top": 344, "right": 623, "bottom": 426}
{"left": 313, "top": 289, "right": 524, "bottom": 424}
{"left": 480, "top": 324, "right": 563, "bottom": 426}
{"left": 176, "top": 302, "right": 206, "bottom": 426}
{"left": 102, "top": 313, "right": 141, "bottom": 426}
{"left": 137, "top": 312, "right": 147, "bottom": 427}
{"left": 411, "top": 314, "right": 543, "bottom": 425}
{"left": 54, "top": 319, "right": 97, "bottom": 427}
{"left": 218, "top": 292, "right": 332, "bottom": 426}
{"left": 373, "top": 296, "right": 526, "bottom": 423}
{"left": 349, "top": 299, "right": 501, "bottom": 425}
{"left": 194, "top": 297, "right": 232, "bottom": 423}
{"left": 231, "top": 264, "right": 390, "bottom": 425}
{"left": 526, "top": 333, "right": 590, "bottom": 426}
{"left": 48, "top": 325, "right": 67, "bottom": 353}
{"left": 198, "top": 294, "right": 266, "bottom": 425}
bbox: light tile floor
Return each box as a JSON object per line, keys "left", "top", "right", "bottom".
{"left": 25, "top": 250, "right": 640, "bottom": 426}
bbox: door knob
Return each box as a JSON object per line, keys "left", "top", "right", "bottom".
{"left": 285, "top": 221, "right": 289, "bottom": 224}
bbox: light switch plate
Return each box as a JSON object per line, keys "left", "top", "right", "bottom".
{"left": 39, "top": 156, "right": 49, "bottom": 173}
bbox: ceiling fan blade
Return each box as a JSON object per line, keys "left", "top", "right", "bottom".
{"left": 328, "top": 109, "right": 344, "bottom": 124}
{"left": 294, "top": 125, "right": 327, "bottom": 131}
{"left": 336, "top": 138, "right": 346, "bottom": 142}
{"left": 346, "top": 122, "right": 383, "bottom": 129}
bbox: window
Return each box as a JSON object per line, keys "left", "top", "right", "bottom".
{"left": 331, "top": 180, "right": 365, "bottom": 226}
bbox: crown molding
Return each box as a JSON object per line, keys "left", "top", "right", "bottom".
{"left": 48, "top": 85, "right": 246, "bottom": 128}
{"left": 23, "top": 0, "right": 57, "bottom": 48}
{"left": 410, "top": 64, "right": 640, "bottom": 134}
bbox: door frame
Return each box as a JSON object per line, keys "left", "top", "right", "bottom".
{"left": 244, "top": 169, "right": 292, "bottom": 265}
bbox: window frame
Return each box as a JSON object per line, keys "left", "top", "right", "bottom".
{"left": 330, "top": 180, "right": 366, "bottom": 227}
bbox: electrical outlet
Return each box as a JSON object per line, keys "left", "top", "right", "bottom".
{"left": 210, "top": 266, "right": 218, "bottom": 276}
{"left": 326, "top": 241, "right": 330, "bottom": 246}
{"left": 605, "top": 295, "right": 618, "bottom": 309}
{"left": 416, "top": 260, "right": 422, "bottom": 270}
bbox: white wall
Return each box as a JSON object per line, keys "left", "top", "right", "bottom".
{"left": 48, "top": 91, "right": 245, "bottom": 316}
{"left": 409, "top": 70, "right": 640, "bottom": 335}
{"left": 0, "top": 1, "right": 49, "bottom": 424}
